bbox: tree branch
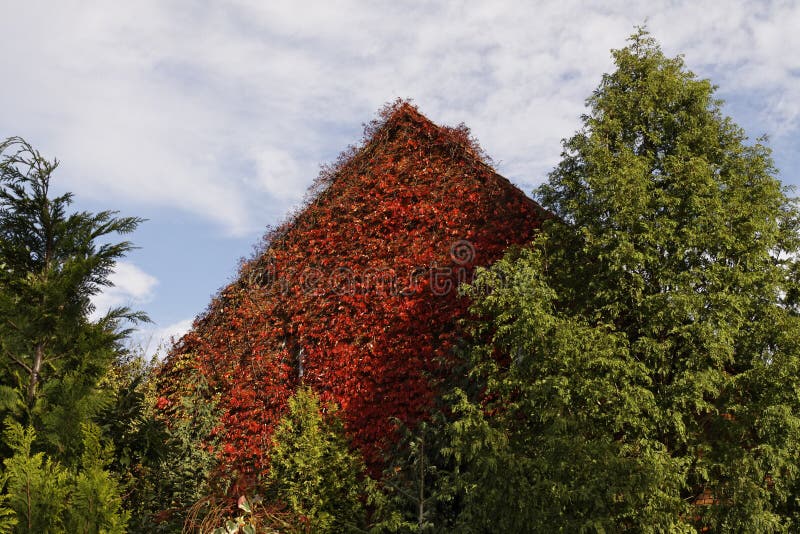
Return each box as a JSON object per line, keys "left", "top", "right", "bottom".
{"left": 2, "top": 348, "right": 32, "bottom": 374}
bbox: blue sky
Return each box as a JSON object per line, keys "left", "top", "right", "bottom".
{"left": 1, "top": 1, "right": 798, "bottom": 355}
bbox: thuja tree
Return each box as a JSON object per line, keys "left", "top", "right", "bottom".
{"left": 202, "top": 387, "right": 369, "bottom": 533}
{"left": 263, "top": 387, "right": 367, "bottom": 533}
{"left": 449, "top": 30, "right": 800, "bottom": 532}
{"left": 452, "top": 246, "right": 677, "bottom": 532}
{"left": 1, "top": 421, "right": 129, "bottom": 533}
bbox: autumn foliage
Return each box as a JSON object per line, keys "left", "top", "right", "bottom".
{"left": 159, "top": 102, "right": 545, "bottom": 481}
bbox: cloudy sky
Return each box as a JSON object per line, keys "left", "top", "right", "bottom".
{"left": 1, "top": 0, "right": 798, "bottom": 355}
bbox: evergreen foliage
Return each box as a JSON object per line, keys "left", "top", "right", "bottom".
{"left": 153, "top": 365, "right": 222, "bottom": 532}
{"left": 452, "top": 246, "right": 682, "bottom": 531}
{"left": 0, "top": 137, "right": 148, "bottom": 459}
{"left": 1, "top": 420, "right": 129, "bottom": 533}
{"left": 1, "top": 421, "right": 70, "bottom": 533}
{"left": 96, "top": 352, "right": 169, "bottom": 531}
{"left": 64, "top": 423, "right": 130, "bottom": 534}
{"left": 264, "top": 387, "right": 368, "bottom": 533}
{"left": 0, "top": 138, "right": 145, "bottom": 532}
{"left": 370, "top": 417, "right": 459, "bottom": 532}
{"left": 447, "top": 29, "right": 800, "bottom": 532}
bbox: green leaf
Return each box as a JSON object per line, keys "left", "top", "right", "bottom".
{"left": 238, "top": 495, "right": 251, "bottom": 513}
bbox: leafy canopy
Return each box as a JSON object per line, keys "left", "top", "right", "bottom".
{"left": 448, "top": 29, "right": 800, "bottom": 532}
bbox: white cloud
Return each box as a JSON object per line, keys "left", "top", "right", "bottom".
{"left": 91, "top": 261, "right": 158, "bottom": 319}
{"left": 249, "top": 146, "right": 310, "bottom": 200}
{"left": 133, "top": 318, "right": 194, "bottom": 359}
{"left": 1, "top": 0, "right": 797, "bottom": 235}
{"left": 91, "top": 262, "right": 191, "bottom": 357}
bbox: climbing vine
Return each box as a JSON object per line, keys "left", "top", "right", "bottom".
{"left": 159, "top": 101, "right": 544, "bottom": 487}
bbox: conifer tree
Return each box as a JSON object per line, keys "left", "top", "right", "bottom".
{"left": 265, "top": 387, "right": 367, "bottom": 533}
{"left": 0, "top": 137, "right": 147, "bottom": 460}
{"left": 1, "top": 421, "right": 129, "bottom": 533}
{"left": 0, "top": 137, "right": 146, "bottom": 530}
{"left": 1, "top": 421, "right": 70, "bottom": 533}
{"left": 451, "top": 29, "right": 800, "bottom": 532}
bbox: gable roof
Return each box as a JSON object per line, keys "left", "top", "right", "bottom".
{"left": 162, "top": 101, "right": 546, "bottom": 474}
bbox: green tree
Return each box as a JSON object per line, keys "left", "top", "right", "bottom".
{"left": 95, "top": 350, "right": 169, "bottom": 531}
{"left": 450, "top": 29, "right": 800, "bottom": 532}
{"left": 0, "top": 491, "right": 16, "bottom": 534}
{"left": 0, "top": 136, "right": 148, "bottom": 461}
{"left": 265, "top": 387, "right": 367, "bottom": 533}
{"left": 1, "top": 421, "right": 129, "bottom": 533}
{"left": 1, "top": 421, "right": 70, "bottom": 533}
{"left": 369, "top": 416, "right": 461, "bottom": 533}
{"left": 450, "top": 246, "right": 677, "bottom": 532}
{"left": 65, "top": 422, "right": 129, "bottom": 534}
{"left": 0, "top": 137, "right": 147, "bottom": 530}
{"left": 148, "top": 363, "right": 221, "bottom": 533}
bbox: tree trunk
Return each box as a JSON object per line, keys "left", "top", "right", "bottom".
{"left": 27, "top": 344, "right": 43, "bottom": 407}
{"left": 418, "top": 437, "right": 425, "bottom": 529}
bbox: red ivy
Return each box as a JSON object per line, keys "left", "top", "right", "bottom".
{"left": 159, "top": 101, "right": 545, "bottom": 482}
